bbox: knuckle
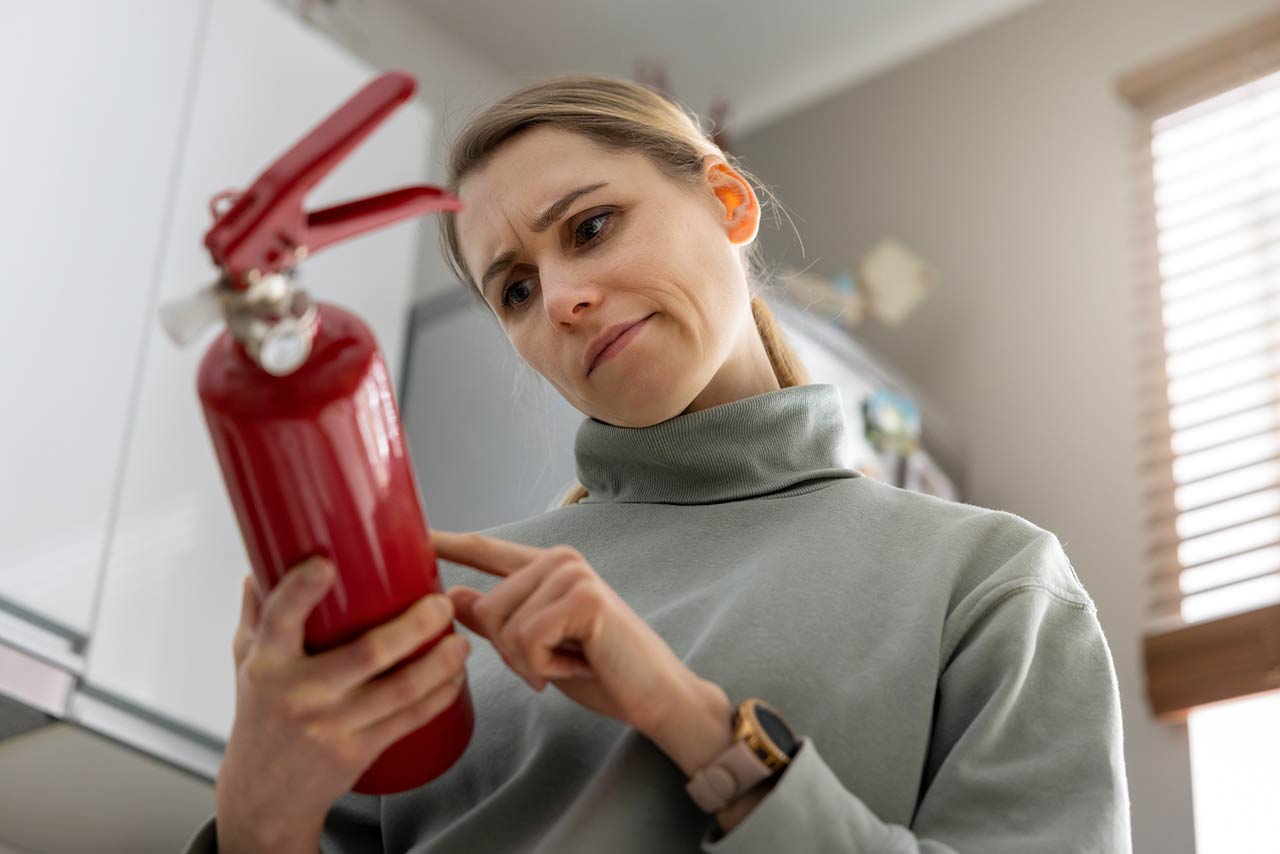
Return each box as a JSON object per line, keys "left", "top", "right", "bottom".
{"left": 276, "top": 572, "right": 307, "bottom": 599}
{"left": 354, "top": 634, "right": 389, "bottom": 672}
{"left": 335, "top": 737, "right": 370, "bottom": 770}
{"left": 350, "top": 731, "right": 379, "bottom": 763}
{"left": 414, "top": 653, "right": 443, "bottom": 689}
{"left": 277, "top": 690, "right": 312, "bottom": 723}
{"left": 300, "top": 718, "right": 332, "bottom": 747}
{"left": 409, "top": 695, "right": 441, "bottom": 731}
{"left": 391, "top": 671, "right": 422, "bottom": 705}
{"left": 417, "top": 596, "right": 449, "bottom": 631}
{"left": 291, "top": 557, "right": 327, "bottom": 580}
{"left": 242, "top": 655, "right": 275, "bottom": 687}
{"left": 257, "top": 609, "right": 290, "bottom": 642}
{"left": 436, "top": 638, "right": 462, "bottom": 674}
{"left": 411, "top": 688, "right": 438, "bottom": 715}
{"left": 497, "top": 623, "right": 521, "bottom": 654}
{"left": 437, "top": 673, "right": 465, "bottom": 702}
{"left": 437, "top": 594, "right": 456, "bottom": 622}
{"left": 551, "top": 544, "right": 581, "bottom": 562}
{"left": 566, "top": 579, "right": 602, "bottom": 608}
{"left": 557, "top": 562, "right": 592, "bottom": 585}
{"left": 407, "top": 605, "right": 433, "bottom": 637}
{"left": 395, "top": 693, "right": 433, "bottom": 734}
{"left": 516, "top": 622, "right": 539, "bottom": 649}
{"left": 450, "top": 635, "right": 471, "bottom": 669}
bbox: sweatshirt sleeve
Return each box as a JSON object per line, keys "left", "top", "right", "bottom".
{"left": 178, "top": 790, "right": 383, "bottom": 854}
{"left": 700, "top": 581, "right": 1132, "bottom": 853}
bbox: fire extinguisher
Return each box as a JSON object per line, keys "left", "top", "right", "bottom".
{"left": 157, "top": 71, "right": 468, "bottom": 795}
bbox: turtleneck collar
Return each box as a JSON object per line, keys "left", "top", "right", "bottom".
{"left": 572, "top": 383, "right": 863, "bottom": 505}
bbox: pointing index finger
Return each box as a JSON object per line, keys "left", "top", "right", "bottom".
{"left": 430, "top": 530, "right": 542, "bottom": 577}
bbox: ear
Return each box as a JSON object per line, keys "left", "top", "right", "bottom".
{"left": 704, "top": 157, "right": 760, "bottom": 246}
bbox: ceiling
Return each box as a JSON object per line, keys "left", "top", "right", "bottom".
{"left": 405, "top": 0, "right": 1044, "bottom": 137}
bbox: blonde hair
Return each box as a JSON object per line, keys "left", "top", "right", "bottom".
{"left": 436, "top": 73, "right": 811, "bottom": 508}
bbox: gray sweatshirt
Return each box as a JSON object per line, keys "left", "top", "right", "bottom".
{"left": 182, "top": 382, "right": 1132, "bottom": 853}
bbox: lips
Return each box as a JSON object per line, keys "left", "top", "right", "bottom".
{"left": 585, "top": 313, "right": 653, "bottom": 376}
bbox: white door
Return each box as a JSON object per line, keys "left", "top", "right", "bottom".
{"left": 0, "top": 2, "right": 204, "bottom": 639}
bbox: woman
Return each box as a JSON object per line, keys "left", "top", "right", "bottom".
{"left": 187, "top": 74, "right": 1131, "bottom": 853}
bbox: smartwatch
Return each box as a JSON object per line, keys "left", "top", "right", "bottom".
{"left": 684, "top": 698, "right": 801, "bottom": 813}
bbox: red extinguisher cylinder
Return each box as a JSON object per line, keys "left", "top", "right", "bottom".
{"left": 197, "top": 301, "right": 473, "bottom": 795}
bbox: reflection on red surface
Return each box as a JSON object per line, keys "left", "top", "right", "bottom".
{"left": 198, "top": 302, "right": 473, "bottom": 794}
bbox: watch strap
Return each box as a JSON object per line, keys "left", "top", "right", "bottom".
{"left": 684, "top": 739, "right": 777, "bottom": 813}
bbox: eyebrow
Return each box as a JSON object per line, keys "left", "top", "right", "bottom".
{"left": 479, "top": 182, "right": 610, "bottom": 298}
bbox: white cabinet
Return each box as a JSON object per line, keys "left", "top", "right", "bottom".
{"left": 80, "top": 0, "right": 432, "bottom": 744}
{"left": 0, "top": 3, "right": 204, "bottom": 637}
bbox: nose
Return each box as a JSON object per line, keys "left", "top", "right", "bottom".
{"left": 541, "top": 269, "right": 601, "bottom": 327}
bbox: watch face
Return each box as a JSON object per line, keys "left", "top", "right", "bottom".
{"left": 755, "top": 705, "right": 799, "bottom": 758}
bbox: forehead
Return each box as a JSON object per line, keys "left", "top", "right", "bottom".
{"left": 455, "top": 127, "right": 650, "bottom": 270}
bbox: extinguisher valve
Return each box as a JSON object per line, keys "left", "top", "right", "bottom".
{"left": 159, "top": 271, "right": 318, "bottom": 377}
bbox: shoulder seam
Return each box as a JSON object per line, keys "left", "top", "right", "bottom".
{"left": 940, "top": 579, "right": 1096, "bottom": 666}
{"left": 987, "top": 580, "right": 1095, "bottom": 613}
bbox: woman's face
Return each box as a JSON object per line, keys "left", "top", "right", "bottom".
{"left": 454, "top": 125, "right": 778, "bottom": 427}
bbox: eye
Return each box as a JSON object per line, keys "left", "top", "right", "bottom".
{"left": 500, "top": 211, "right": 615, "bottom": 311}
{"left": 573, "top": 210, "right": 611, "bottom": 245}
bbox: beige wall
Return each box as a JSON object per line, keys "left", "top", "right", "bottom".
{"left": 734, "top": 1, "right": 1277, "bottom": 850}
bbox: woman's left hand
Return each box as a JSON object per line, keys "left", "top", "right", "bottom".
{"left": 430, "top": 530, "right": 695, "bottom": 737}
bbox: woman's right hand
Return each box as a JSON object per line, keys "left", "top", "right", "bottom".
{"left": 213, "top": 556, "right": 470, "bottom": 854}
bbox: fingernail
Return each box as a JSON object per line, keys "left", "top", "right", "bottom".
{"left": 305, "top": 560, "right": 331, "bottom": 583}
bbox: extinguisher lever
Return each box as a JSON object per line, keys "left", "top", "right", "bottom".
{"left": 305, "top": 186, "right": 459, "bottom": 256}
{"left": 203, "top": 71, "right": 462, "bottom": 289}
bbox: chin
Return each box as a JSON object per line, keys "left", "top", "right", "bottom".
{"left": 592, "top": 365, "right": 707, "bottom": 427}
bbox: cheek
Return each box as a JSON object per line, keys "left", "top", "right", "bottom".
{"left": 508, "top": 327, "right": 535, "bottom": 360}
{"left": 651, "top": 218, "right": 722, "bottom": 286}
{"left": 614, "top": 222, "right": 690, "bottom": 287}
{"left": 509, "top": 326, "right": 558, "bottom": 375}
{"left": 609, "top": 249, "right": 668, "bottom": 288}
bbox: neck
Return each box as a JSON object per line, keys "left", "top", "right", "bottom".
{"left": 681, "top": 309, "right": 781, "bottom": 416}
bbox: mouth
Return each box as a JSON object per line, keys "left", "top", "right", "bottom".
{"left": 586, "top": 313, "right": 655, "bottom": 376}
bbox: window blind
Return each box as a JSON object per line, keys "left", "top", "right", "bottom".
{"left": 1119, "top": 10, "right": 1280, "bottom": 723}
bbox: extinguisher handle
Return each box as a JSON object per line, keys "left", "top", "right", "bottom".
{"left": 305, "top": 186, "right": 458, "bottom": 256}
{"left": 203, "top": 71, "right": 462, "bottom": 289}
